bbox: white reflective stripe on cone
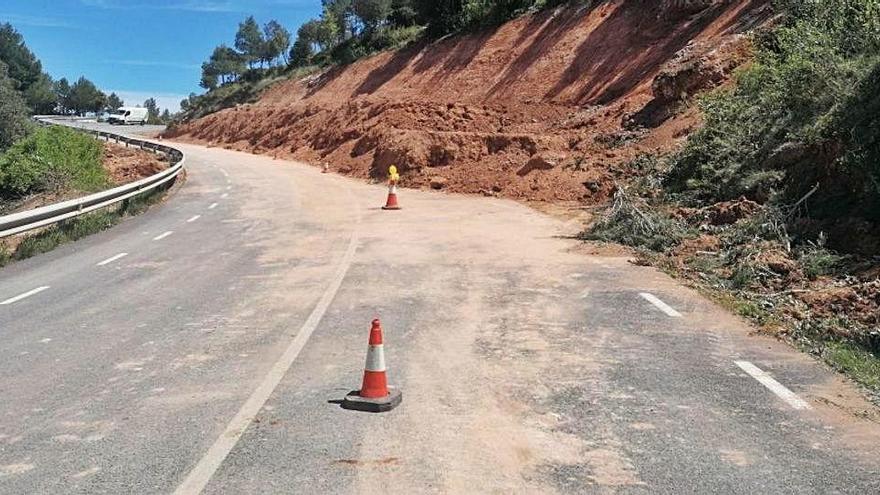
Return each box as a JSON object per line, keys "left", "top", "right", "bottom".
{"left": 389, "top": 184, "right": 397, "bottom": 194}
{"left": 364, "top": 345, "right": 386, "bottom": 372}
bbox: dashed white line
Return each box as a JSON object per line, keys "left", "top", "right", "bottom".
{"left": 639, "top": 292, "right": 682, "bottom": 317}
{"left": 220, "top": 193, "right": 229, "bottom": 199}
{"left": 208, "top": 203, "right": 218, "bottom": 210}
{"left": 225, "top": 186, "right": 232, "bottom": 191}
{"left": 220, "top": 169, "right": 229, "bottom": 178}
{"left": 187, "top": 215, "right": 201, "bottom": 223}
{"left": 173, "top": 224, "right": 360, "bottom": 495}
{"left": 735, "top": 361, "right": 812, "bottom": 410}
{"left": 153, "top": 231, "right": 174, "bottom": 241}
{"left": 97, "top": 253, "right": 128, "bottom": 266}
{"left": 1, "top": 286, "right": 50, "bottom": 305}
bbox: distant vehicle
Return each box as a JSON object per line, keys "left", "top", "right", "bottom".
{"left": 97, "top": 112, "right": 110, "bottom": 123}
{"left": 108, "top": 107, "right": 148, "bottom": 125}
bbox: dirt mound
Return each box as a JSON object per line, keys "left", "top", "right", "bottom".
{"left": 103, "top": 143, "right": 168, "bottom": 185}
{"left": 167, "top": 0, "right": 772, "bottom": 204}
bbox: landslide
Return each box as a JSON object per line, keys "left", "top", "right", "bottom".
{"left": 167, "top": 0, "right": 772, "bottom": 204}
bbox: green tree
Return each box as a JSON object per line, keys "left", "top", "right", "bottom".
{"left": 234, "top": 16, "right": 265, "bottom": 69}
{"left": 290, "top": 37, "right": 314, "bottom": 67}
{"left": 106, "top": 92, "right": 124, "bottom": 111}
{"left": 0, "top": 23, "right": 62, "bottom": 114}
{"left": 352, "top": 0, "right": 392, "bottom": 33}
{"left": 200, "top": 61, "right": 219, "bottom": 90}
{"left": 53, "top": 77, "right": 71, "bottom": 114}
{"left": 263, "top": 20, "right": 291, "bottom": 66}
{"left": 180, "top": 93, "right": 198, "bottom": 113}
{"left": 143, "top": 98, "right": 160, "bottom": 123}
{"left": 389, "top": 0, "right": 418, "bottom": 27}
{"left": 412, "top": 0, "right": 464, "bottom": 35}
{"left": 323, "top": 0, "right": 355, "bottom": 43}
{"left": 201, "top": 44, "right": 245, "bottom": 88}
{"left": 0, "top": 24, "right": 41, "bottom": 92}
{"left": 0, "top": 61, "right": 31, "bottom": 150}
{"left": 24, "top": 72, "right": 57, "bottom": 115}
{"left": 213, "top": 44, "right": 246, "bottom": 83}
{"left": 68, "top": 76, "right": 105, "bottom": 115}
{"left": 160, "top": 108, "right": 172, "bottom": 123}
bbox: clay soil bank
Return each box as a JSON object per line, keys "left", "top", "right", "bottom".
{"left": 168, "top": 0, "right": 772, "bottom": 206}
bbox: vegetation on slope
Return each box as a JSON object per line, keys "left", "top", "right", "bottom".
{"left": 585, "top": 0, "right": 880, "bottom": 399}
{"left": 0, "top": 126, "right": 107, "bottom": 204}
{"left": 180, "top": 0, "right": 580, "bottom": 122}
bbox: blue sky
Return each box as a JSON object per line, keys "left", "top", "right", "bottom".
{"left": 1, "top": 0, "right": 322, "bottom": 111}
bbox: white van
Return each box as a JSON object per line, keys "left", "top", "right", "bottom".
{"left": 108, "top": 107, "right": 149, "bottom": 125}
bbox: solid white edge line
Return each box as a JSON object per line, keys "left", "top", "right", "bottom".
{"left": 187, "top": 215, "right": 201, "bottom": 223}
{"left": 153, "top": 231, "right": 173, "bottom": 241}
{"left": 97, "top": 252, "right": 128, "bottom": 266}
{"left": 735, "top": 361, "right": 812, "bottom": 411}
{"left": 1, "top": 286, "right": 50, "bottom": 305}
{"left": 173, "top": 228, "right": 360, "bottom": 495}
{"left": 639, "top": 292, "right": 682, "bottom": 317}
{"left": 208, "top": 203, "right": 218, "bottom": 210}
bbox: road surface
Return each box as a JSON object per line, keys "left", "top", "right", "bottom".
{"left": 1, "top": 123, "right": 878, "bottom": 494}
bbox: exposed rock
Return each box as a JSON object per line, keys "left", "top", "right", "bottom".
{"left": 430, "top": 177, "right": 448, "bottom": 190}
{"left": 517, "top": 153, "right": 565, "bottom": 176}
{"left": 625, "top": 36, "right": 751, "bottom": 129}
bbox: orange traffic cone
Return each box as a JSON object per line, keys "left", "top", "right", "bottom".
{"left": 341, "top": 319, "right": 402, "bottom": 413}
{"left": 382, "top": 182, "right": 401, "bottom": 210}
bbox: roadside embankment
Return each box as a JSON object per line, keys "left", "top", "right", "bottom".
{"left": 166, "top": 0, "right": 772, "bottom": 205}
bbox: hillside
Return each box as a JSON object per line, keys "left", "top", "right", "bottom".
{"left": 167, "top": 0, "right": 772, "bottom": 203}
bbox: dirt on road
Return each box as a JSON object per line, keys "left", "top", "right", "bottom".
{"left": 166, "top": 0, "right": 772, "bottom": 204}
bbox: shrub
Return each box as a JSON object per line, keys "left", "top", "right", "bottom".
{"left": 0, "top": 61, "right": 31, "bottom": 151}
{"left": 797, "top": 236, "right": 847, "bottom": 280}
{"left": 0, "top": 126, "right": 107, "bottom": 200}
{"left": 666, "top": 0, "right": 880, "bottom": 220}
{"left": 582, "top": 188, "right": 692, "bottom": 252}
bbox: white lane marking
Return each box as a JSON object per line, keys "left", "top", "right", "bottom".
{"left": 208, "top": 203, "right": 218, "bottom": 210}
{"left": 1, "top": 286, "right": 50, "bottom": 305}
{"left": 225, "top": 186, "right": 232, "bottom": 191}
{"left": 735, "top": 361, "right": 812, "bottom": 410}
{"left": 153, "top": 231, "right": 174, "bottom": 241}
{"left": 97, "top": 253, "right": 128, "bottom": 266}
{"left": 639, "top": 292, "right": 682, "bottom": 317}
{"left": 220, "top": 169, "right": 229, "bottom": 178}
{"left": 220, "top": 193, "right": 229, "bottom": 199}
{"left": 174, "top": 229, "right": 360, "bottom": 495}
{"left": 187, "top": 215, "right": 201, "bottom": 223}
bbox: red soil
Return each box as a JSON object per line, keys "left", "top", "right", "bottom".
{"left": 167, "top": 0, "right": 772, "bottom": 204}
{"left": 103, "top": 143, "right": 167, "bottom": 185}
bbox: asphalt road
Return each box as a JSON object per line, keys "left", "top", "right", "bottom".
{"left": 1, "top": 123, "right": 879, "bottom": 494}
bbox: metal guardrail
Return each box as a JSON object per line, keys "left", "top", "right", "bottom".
{"left": 0, "top": 118, "right": 185, "bottom": 238}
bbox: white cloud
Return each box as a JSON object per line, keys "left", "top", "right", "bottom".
{"left": 109, "top": 90, "right": 188, "bottom": 113}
